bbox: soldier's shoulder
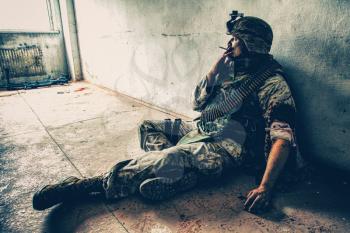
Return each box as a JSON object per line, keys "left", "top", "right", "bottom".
{"left": 258, "top": 70, "right": 293, "bottom": 103}
{"left": 260, "top": 70, "right": 290, "bottom": 90}
{"left": 266, "top": 70, "right": 287, "bottom": 83}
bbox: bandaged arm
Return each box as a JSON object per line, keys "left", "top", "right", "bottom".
{"left": 260, "top": 120, "right": 294, "bottom": 189}
{"left": 269, "top": 121, "right": 295, "bottom": 145}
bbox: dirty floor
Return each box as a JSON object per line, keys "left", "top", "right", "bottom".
{"left": 0, "top": 82, "right": 349, "bottom": 233}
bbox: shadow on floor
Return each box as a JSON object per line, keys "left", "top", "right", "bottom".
{"left": 41, "top": 170, "right": 350, "bottom": 233}
{"left": 42, "top": 196, "right": 108, "bottom": 233}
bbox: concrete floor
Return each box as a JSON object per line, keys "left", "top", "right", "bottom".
{"left": 0, "top": 82, "right": 349, "bottom": 233}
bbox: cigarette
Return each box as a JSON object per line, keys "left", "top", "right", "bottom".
{"left": 219, "top": 46, "right": 227, "bottom": 50}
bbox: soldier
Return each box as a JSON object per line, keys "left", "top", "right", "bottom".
{"left": 33, "top": 12, "right": 301, "bottom": 213}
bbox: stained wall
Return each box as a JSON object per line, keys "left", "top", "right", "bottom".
{"left": 0, "top": 0, "right": 68, "bottom": 87}
{"left": 74, "top": 0, "right": 350, "bottom": 171}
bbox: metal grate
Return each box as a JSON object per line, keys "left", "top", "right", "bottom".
{"left": 0, "top": 46, "right": 46, "bottom": 79}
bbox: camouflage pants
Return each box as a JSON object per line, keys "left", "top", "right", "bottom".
{"left": 102, "top": 119, "right": 240, "bottom": 200}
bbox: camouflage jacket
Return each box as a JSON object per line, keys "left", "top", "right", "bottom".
{"left": 191, "top": 65, "right": 302, "bottom": 175}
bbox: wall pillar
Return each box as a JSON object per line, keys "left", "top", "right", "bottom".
{"left": 59, "top": 0, "right": 82, "bottom": 81}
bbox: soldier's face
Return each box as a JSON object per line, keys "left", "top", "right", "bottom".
{"left": 229, "top": 36, "right": 243, "bottom": 57}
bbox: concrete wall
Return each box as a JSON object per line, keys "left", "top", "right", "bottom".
{"left": 0, "top": 0, "right": 68, "bottom": 87}
{"left": 74, "top": 0, "right": 350, "bottom": 171}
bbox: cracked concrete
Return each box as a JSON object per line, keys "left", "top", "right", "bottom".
{"left": 0, "top": 82, "right": 349, "bottom": 233}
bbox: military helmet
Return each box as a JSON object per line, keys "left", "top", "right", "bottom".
{"left": 226, "top": 11, "right": 273, "bottom": 54}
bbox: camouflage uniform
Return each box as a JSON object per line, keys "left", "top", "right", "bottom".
{"left": 102, "top": 119, "right": 237, "bottom": 199}
{"left": 102, "top": 65, "right": 301, "bottom": 199}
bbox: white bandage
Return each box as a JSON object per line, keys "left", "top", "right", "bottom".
{"left": 268, "top": 121, "right": 295, "bottom": 145}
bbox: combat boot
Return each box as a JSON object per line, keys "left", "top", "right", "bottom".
{"left": 33, "top": 175, "right": 104, "bottom": 210}
{"left": 139, "top": 172, "right": 198, "bottom": 201}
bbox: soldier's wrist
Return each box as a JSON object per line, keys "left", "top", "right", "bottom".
{"left": 259, "top": 182, "right": 273, "bottom": 190}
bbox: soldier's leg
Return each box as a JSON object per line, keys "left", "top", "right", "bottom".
{"left": 32, "top": 149, "right": 179, "bottom": 210}
{"left": 139, "top": 141, "right": 236, "bottom": 201}
{"left": 33, "top": 141, "right": 234, "bottom": 210}
{"left": 138, "top": 119, "right": 194, "bottom": 151}
{"left": 104, "top": 141, "right": 236, "bottom": 201}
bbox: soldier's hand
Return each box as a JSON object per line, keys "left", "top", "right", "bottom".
{"left": 244, "top": 185, "right": 271, "bottom": 213}
{"left": 208, "top": 51, "right": 234, "bottom": 77}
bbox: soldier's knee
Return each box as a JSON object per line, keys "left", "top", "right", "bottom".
{"left": 157, "top": 146, "right": 189, "bottom": 167}
{"left": 195, "top": 152, "right": 224, "bottom": 178}
{"left": 154, "top": 150, "right": 187, "bottom": 178}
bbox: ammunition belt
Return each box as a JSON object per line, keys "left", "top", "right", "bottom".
{"left": 200, "top": 60, "right": 281, "bottom": 126}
